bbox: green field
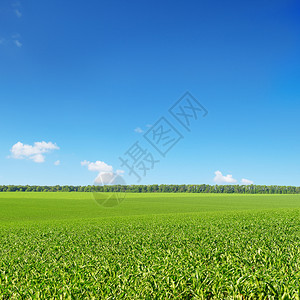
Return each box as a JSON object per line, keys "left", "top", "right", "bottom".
{"left": 0, "top": 193, "right": 299, "bottom": 299}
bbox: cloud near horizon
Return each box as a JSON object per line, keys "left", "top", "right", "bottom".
{"left": 81, "top": 160, "right": 124, "bottom": 185}
{"left": 10, "top": 141, "right": 59, "bottom": 163}
{"left": 214, "top": 170, "right": 237, "bottom": 184}
{"left": 241, "top": 178, "right": 254, "bottom": 185}
{"left": 81, "top": 160, "right": 113, "bottom": 172}
{"left": 214, "top": 170, "right": 254, "bottom": 185}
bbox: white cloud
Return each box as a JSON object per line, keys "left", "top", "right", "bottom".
{"left": 80, "top": 160, "right": 113, "bottom": 172}
{"left": 14, "top": 40, "right": 22, "bottom": 47}
{"left": 241, "top": 178, "right": 254, "bottom": 185}
{"left": 54, "top": 160, "right": 60, "bottom": 166}
{"left": 81, "top": 160, "right": 124, "bottom": 185}
{"left": 10, "top": 141, "right": 59, "bottom": 163}
{"left": 94, "top": 172, "right": 116, "bottom": 185}
{"left": 32, "top": 154, "right": 45, "bottom": 163}
{"left": 15, "top": 9, "right": 22, "bottom": 17}
{"left": 134, "top": 127, "right": 143, "bottom": 133}
{"left": 214, "top": 170, "right": 237, "bottom": 184}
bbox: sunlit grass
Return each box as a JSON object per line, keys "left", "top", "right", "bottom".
{"left": 0, "top": 193, "right": 299, "bottom": 298}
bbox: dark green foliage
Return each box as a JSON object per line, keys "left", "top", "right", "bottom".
{"left": 1, "top": 184, "right": 300, "bottom": 194}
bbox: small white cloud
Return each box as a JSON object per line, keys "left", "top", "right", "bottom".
{"left": 81, "top": 160, "right": 89, "bottom": 166}
{"left": 241, "top": 178, "right": 254, "bottom": 185}
{"left": 134, "top": 127, "right": 143, "bottom": 133}
{"left": 14, "top": 40, "right": 22, "bottom": 47}
{"left": 214, "top": 170, "right": 237, "bottom": 184}
{"left": 94, "top": 172, "right": 116, "bottom": 185}
{"left": 146, "top": 124, "right": 152, "bottom": 128}
{"left": 81, "top": 160, "right": 125, "bottom": 185}
{"left": 15, "top": 9, "right": 22, "bottom": 17}
{"left": 10, "top": 141, "right": 59, "bottom": 163}
{"left": 116, "top": 169, "right": 125, "bottom": 175}
{"left": 80, "top": 160, "right": 113, "bottom": 172}
{"left": 94, "top": 172, "right": 126, "bottom": 185}
{"left": 0, "top": 38, "right": 5, "bottom": 45}
{"left": 54, "top": 160, "right": 60, "bottom": 166}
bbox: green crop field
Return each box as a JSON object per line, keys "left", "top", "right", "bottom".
{"left": 0, "top": 193, "right": 299, "bottom": 299}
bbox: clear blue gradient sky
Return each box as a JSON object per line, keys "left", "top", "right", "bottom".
{"left": 0, "top": 0, "right": 300, "bottom": 186}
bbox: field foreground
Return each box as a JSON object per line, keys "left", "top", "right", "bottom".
{"left": 0, "top": 193, "right": 299, "bottom": 299}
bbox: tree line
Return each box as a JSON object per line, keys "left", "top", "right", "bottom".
{"left": 1, "top": 184, "right": 300, "bottom": 194}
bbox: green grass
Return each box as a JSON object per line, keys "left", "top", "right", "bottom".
{"left": 0, "top": 193, "right": 299, "bottom": 299}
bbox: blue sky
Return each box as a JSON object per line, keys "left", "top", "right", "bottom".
{"left": 0, "top": 0, "right": 300, "bottom": 186}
